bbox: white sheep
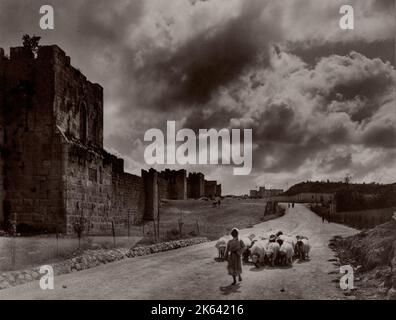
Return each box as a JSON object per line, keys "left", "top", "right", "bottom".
{"left": 295, "top": 238, "right": 310, "bottom": 260}
{"left": 278, "top": 234, "right": 296, "bottom": 249}
{"left": 265, "top": 241, "right": 280, "bottom": 266}
{"left": 215, "top": 236, "right": 230, "bottom": 260}
{"left": 216, "top": 234, "right": 256, "bottom": 262}
{"left": 277, "top": 240, "right": 294, "bottom": 266}
{"left": 238, "top": 234, "right": 258, "bottom": 262}
{"left": 239, "top": 236, "right": 252, "bottom": 248}
{"left": 250, "top": 240, "right": 267, "bottom": 268}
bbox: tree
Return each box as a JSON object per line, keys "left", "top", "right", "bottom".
{"left": 344, "top": 173, "right": 352, "bottom": 185}
{"left": 22, "top": 34, "right": 41, "bottom": 56}
{"left": 73, "top": 214, "right": 88, "bottom": 248}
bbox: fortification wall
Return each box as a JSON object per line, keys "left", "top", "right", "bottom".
{"left": 111, "top": 170, "right": 145, "bottom": 231}
{"left": 62, "top": 135, "right": 145, "bottom": 235}
{"left": 169, "top": 170, "right": 187, "bottom": 200}
{"left": 142, "top": 169, "right": 158, "bottom": 221}
{"left": 0, "top": 44, "right": 145, "bottom": 234}
{"left": 0, "top": 49, "right": 5, "bottom": 227}
{"left": 204, "top": 180, "right": 217, "bottom": 199}
{"left": 62, "top": 136, "right": 112, "bottom": 235}
{"left": 158, "top": 176, "right": 170, "bottom": 200}
{"left": 216, "top": 184, "right": 222, "bottom": 197}
{"left": 187, "top": 173, "right": 204, "bottom": 199}
{"left": 158, "top": 169, "right": 187, "bottom": 200}
{"left": 0, "top": 46, "right": 64, "bottom": 233}
{"left": 0, "top": 44, "right": 220, "bottom": 234}
{"left": 51, "top": 45, "right": 103, "bottom": 148}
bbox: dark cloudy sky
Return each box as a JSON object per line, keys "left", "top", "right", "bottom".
{"left": 1, "top": 0, "right": 395, "bottom": 194}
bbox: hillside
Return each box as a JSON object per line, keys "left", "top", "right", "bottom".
{"left": 284, "top": 181, "right": 396, "bottom": 212}
{"left": 158, "top": 198, "right": 284, "bottom": 241}
{"left": 283, "top": 181, "right": 396, "bottom": 196}
{"left": 330, "top": 220, "right": 396, "bottom": 299}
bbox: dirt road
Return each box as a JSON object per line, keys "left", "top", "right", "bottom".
{"left": 0, "top": 205, "right": 358, "bottom": 300}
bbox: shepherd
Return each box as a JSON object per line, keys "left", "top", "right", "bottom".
{"left": 224, "top": 228, "right": 245, "bottom": 285}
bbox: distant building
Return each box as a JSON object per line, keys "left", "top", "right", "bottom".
{"left": 204, "top": 180, "right": 217, "bottom": 199}
{"left": 249, "top": 187, "right": 283, "bottom": 199}
{"left": 258, "top": 187, "right": 284, "bottom": 198}
{"left": 250, "top": 190, "right": 259, "bottom": 198}
{"left": 294, "top": 193, "right": 334, "bottom": 203}
{"left": 270, "top": 193, "right": 335, "bottom": 205}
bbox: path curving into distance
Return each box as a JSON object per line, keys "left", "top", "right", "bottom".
{"left": 0, "top": 204, "right": 358, "bottom": 300}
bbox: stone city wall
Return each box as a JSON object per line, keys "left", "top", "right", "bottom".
{"left": 0, "top": 44, "right": 221, "bottom": 235}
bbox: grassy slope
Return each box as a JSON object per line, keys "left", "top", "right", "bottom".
{"left": 155, "top": 198, "right": 280, "bottom": 241}
{"left": 329, "top": 220, "right": 396, "bottom": 299}
{"left": 284, "top": 181, "right": 396, "bottom": 196}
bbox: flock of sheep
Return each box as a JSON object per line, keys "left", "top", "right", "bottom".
{"left": 215, "top": 232, "right": 311, "bottom": 268}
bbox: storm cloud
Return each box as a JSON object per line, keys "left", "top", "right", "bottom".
{"left": 0, "top": 0, "right": 394, "bottom": 194}
{"left": 214, "top": 50, "right": 395, "bottom": 175}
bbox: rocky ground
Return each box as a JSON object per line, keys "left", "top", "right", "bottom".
{"left": 329, "top": 220, "right": 396, "bottom": 300}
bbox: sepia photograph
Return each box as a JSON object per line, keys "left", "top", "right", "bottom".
{"left": 0, "top": 0, "right": 395, "bottom": 307}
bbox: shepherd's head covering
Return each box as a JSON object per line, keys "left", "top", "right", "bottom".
{"left": 231, "top": 228, "right": 239, "bottom": 237}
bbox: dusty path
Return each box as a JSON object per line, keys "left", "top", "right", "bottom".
{"left": 0, "top": 205, "right": 358, "bottom": 300}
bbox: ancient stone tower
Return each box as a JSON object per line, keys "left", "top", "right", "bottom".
{"left": 0, "top": 43, "right": 221, "bottom": 235}
{"left": 0, "top": 45, "right": 146, "bottom": 234}
{"left": 187, "top": 173, "right": 204, "bottom": 199}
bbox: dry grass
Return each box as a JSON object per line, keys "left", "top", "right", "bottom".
{"left": 151, "top": 198, "right": 276, "bottom": 241}
{"left": 0, "top": 198, "right": 274, "bottom": 272}
{"left": 329, "top": 220, "right": 396, "bottom": 299}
